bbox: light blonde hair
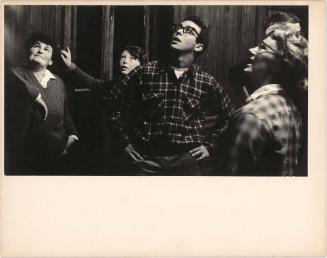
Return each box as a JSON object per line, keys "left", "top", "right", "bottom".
{"left": 268, "top": 29, "right": 308, "bottom": 90}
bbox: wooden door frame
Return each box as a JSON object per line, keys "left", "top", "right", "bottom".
{"left": 101, "top": 6, "right": 115, "bottom": 80}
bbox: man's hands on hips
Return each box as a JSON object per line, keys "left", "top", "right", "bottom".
{"left": 125, "top": 144, "right": 144, "bottom": 161}
{"left": 189, "top": 145, "right": 210, "bottom": 161}
{"left": 60, "top": 135, "right": 78, "bottom": 157}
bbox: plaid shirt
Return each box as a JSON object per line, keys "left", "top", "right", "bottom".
{"left": 110, "top": 60, "right": 235, "bottom": 153}
{"left": 222, "top": 84, "right": 302, "bottom": 176}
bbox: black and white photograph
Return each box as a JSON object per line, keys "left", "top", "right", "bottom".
{"left": 2, "top": 2, "right": 327, "bottom": 257}
{"left": 4, "top": 5, "right": 308, "bottom": 176}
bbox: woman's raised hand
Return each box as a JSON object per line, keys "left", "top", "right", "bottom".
{"left": 60, "top": 46, "right": 72, "bottom": 68}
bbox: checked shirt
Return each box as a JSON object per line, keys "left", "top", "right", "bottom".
{"left": 110, "top": 60, "right": 235, "bottom": 153}
{"left": 223, "top": 84, "right": 302, "bottom": 176}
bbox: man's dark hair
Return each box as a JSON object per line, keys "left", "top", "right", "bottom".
{"left": 24, "top": 32, "right": 56, "bottom": 52}
{"left": 267, "top": 11, "right": 300, "bottom": 27}
{"left": 123, "top": 45, "right": 148, "bottom": 65}
{"left": 184, "top": 16, "right": 209, "bottom": 54}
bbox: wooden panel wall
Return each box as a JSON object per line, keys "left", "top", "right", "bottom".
{"left": 172, "top": 6, "right": 269, "bottom": 83}
{"left": 4, "top": 6, "right": 76, "bottom": 69}
{"left": 5, "top": 5, "right": 307, "bottom": 83}
{"left": 101, "top": 6, "right": 115, "bottom": 80}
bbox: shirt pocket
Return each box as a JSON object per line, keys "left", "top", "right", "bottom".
{"left": 182, "top": 96, "right": 203, "bottom": 123}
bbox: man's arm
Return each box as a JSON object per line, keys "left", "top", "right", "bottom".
{"left": 203, "top": 78, "right": 236, "bottom": 155}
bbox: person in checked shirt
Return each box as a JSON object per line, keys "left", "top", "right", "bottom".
{"left": 219, "top": 29, "right": 308, "bottom": 176}
{"left": 111, "top": 16, "right": 235, "bottom": 176}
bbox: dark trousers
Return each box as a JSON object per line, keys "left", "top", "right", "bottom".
{"left": 125, "top": 152, "right": 213, "bottom": 176}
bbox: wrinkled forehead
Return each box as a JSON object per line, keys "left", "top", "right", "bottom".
{"left": 181, "top": 20, "right": 201, "bottom": 35}
{"left": 32, "top": 40, "right": 53, "bottom": 50}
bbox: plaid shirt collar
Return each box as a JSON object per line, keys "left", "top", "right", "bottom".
{"left": 156, "top": 61, "right": 199, "bottom": 81}
{"left": 247, "top": 84, "right": 284, "bottom": 103}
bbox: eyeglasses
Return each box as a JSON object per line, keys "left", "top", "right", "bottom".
{"left": 255, "top": 42, "right": 282, "bottom": 60}
{"left": 254, "top": 41, "right": 285, "bottom": 63}
{"left": 172, "top": 24, "right": 199, "bottom": 37}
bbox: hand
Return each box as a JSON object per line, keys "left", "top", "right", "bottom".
{"left": 60, "top": 46, "right": 72, "bottom": 68}
{"left": 60, "top": 148, "right": 68, "bottom": 157}
{"left": 35, "top": 94, "right": 48, "bottom": 121}
{"left": 66, "top": 135, "right": 78, "bottom": 150}
{"left": 60, "top": 135, "right": 78, "bottom": 157}
{"left": 189, "top": 145, "right": 210, "bottom": 161}
{"left": 124, "top": 144, "right": 144, "bottom": 161}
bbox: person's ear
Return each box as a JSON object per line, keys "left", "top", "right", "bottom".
{"left": 194, "top": 43, "right": 204, "bottom": 53}
{"left": 49, "top": 60, "right": 53, "bottom": 66}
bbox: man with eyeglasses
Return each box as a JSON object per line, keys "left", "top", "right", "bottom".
{"left": 218, "top": 30, "right": 308, "bottom": 176}
{"left": 111, "top": 16, "right": 235, "bottom": 176}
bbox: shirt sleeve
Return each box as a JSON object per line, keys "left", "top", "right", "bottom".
{"left": 68, "top": 63, "right": 111, "bottom": 94}
{"left": 225, "top": 112, "right": 271, "bottom": 175}
{"left": 203, "top": 78, "right": 236, "bottom": 154}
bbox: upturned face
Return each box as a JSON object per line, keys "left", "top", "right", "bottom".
{"left": 244, "top": 36, "right": 280, "bottom": 84}
{"left": 119, "top": 50, "right": 141, "bottom": 75}
{"left": 170, "top": 20, "right": 203, "bottom": 53}
{"left": 28, "top": 41, "right": 53, "bottom": 68}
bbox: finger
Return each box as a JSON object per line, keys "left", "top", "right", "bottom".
{"left": 43, "top": 107, "right": 48, "bottom": 121}
{"left": 191, "top": 150, "right": 203, "bottom": 158}
{"left": 128, "top": 152, "right": 138, "bottom": 161}
{"left": 67, "top": 46, "right": 71, "bottom": 55}
{"left": 132, "top": 150, "right": 144, "bottom": 160}
{"left": 196, "top": 153, "right": 206, "bottom": 161}
{"left": 60, "top": 51, "right": 68, "bottom": 57}
{"left": 60, "top": 54, "right": 67, "bottom": 60}
{"left": 189, "top": 147, "right": 201, "bottom": 154}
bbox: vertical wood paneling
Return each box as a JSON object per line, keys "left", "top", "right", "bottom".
{"left": 4, "top": 6, "right": 17, "bottom": 67}
{"left": 62, "top": 6, "right": 72, "bottom": 50}
{"left": 54, "top": 6, "right": 63, "bottom": 45}
{"left": 172, "top": 5, "right": 269, "bottom": 84}
{"left": 5, "top": 6, "right": 70, "bottom": 68}
{"left": 222, "top": 6, "right": 239, "bottom": 81}
{"left": 6, "top": 5, "right": 295, "bottom": 84}
{"left": 70, "top": 6, "right": 78, "bottom": 60}
{"left": 101, "top": 6, "right": 114, "bottom": 80}
{"left": 29, "top": 6, "right": 43, "bottom": 33}
{"left": 144, "top": 6, "right": 151, "bottom": 61}
{"left": 240, "top": 6, "right": 257, "bottom": 59}
{"left": 14, "top": 6, "right": 30, "bottom": 66}
{"left": 255, "top": 6, "right": 269, "bottom": 43}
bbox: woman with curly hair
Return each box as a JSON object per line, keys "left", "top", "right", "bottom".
{"left": 220, "top": 30, "right": 308, "bottom": 176}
